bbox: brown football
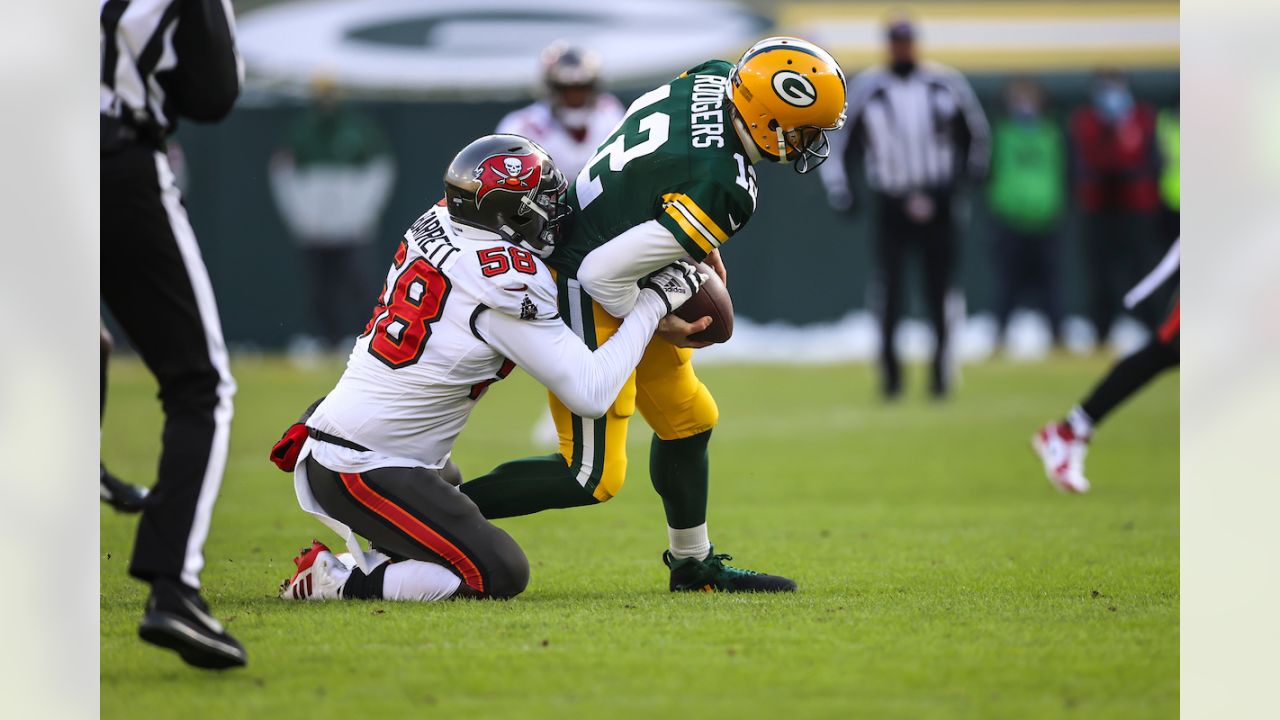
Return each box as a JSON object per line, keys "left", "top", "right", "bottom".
{"left": 673, "top": 261, "right": 733, "bottom": 344}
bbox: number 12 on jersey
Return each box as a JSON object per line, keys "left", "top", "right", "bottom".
{"left": 576, "top": 85, "right": 673, "bottom": 209}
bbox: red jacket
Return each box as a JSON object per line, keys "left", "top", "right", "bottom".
{"left": 1069, "top": 104, "right": 1160, "bottom": 212}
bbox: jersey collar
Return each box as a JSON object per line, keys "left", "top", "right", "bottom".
{"left": 440, "top": 207, "right": 503, "bottom": 243}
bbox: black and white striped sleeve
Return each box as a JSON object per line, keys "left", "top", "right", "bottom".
{"left": 166, "top": 0, "right": 243, "bottom": 122}
{"left": 948, "top": 70, "right": 990, "bottom": 181}
{"left": 101, "top": 0, "right": 242, "bottom": 132}
{"left": 818, "top": 71, "right": 880, "bottom": 199}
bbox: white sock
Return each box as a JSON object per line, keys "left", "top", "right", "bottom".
{"left": 382, "top": 560, "right": 462, "bottom": 602}
{"left": 335, "top": 551, "right": 389, "bottom": 570}
{"left": 668, "top": 523, "right": 711, "bottom": 560}
{"left": 1067, "top": 406, "right": 1095, "bottom": 440}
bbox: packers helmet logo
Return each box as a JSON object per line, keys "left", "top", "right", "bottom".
{"left": 771, "top": 70, "right": 817, "bottom": 107}
{"left": 474, "top": 153, "right": 541, "bottom": 207}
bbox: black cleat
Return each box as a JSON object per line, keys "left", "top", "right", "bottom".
{"left": 138, "top": 580, "right": 247, "bottom": 670}
{"left": 100, "top": 465, "right": 149, "bottom": 513}
{"left": 664, "top": 546, "right": 797, "bottom": 593}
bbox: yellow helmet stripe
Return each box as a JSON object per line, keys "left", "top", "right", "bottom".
{"left": 739, "top": 37, "right": 847, "bottom": 86}
{"left": 663, "top": 193, "right": 729, "bottom": 244}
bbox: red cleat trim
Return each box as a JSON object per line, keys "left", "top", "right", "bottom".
{"left": 283, "top": 540, "right": 331, "bottom": 598}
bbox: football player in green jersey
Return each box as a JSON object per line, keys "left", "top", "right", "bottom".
{"left": 460, "top": 37, "right": 847, "bottom": 592}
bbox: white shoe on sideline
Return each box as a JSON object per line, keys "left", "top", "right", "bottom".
{"left": 1032, "top": 421, "right": 1091, "bottom": 494}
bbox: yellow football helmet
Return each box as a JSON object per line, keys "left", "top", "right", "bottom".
{"left": 728, "top": 37, "right": 847, "bottom": 173}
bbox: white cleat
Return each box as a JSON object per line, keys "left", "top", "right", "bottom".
{"left": 280, "top": 540, "right": 350, "bottom": 600}
{"left": 1032, "top": 421, "right": 1091, "bottom": 494}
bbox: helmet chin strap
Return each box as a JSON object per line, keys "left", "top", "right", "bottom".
{"left": 520, "top": 194, "right": 549, "bottom": 221}
{"left": 729, "top": 113, "right": 765, "bottom": 164}
{"left": 520, "top": 237, "right": 555, "bottom": 258}
{"left": 775, "top": 126, "right": 788, "bottom": 163}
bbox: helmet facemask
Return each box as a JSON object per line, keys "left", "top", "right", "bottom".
{"left": 549, "top": 83, "right": 599, "bottom": 131}
{"left": 542, "top": 43, "right": 602, "bottom": 131}
{"left": 506, "top": 168, "right": 570, "bottom": 258}
{"left": 772, "top": 114, "right": 845, "bottom": 174}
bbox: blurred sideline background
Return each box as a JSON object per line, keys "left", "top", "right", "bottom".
{"left": 112, "top": 0, "right": 1179, "bottom": 368}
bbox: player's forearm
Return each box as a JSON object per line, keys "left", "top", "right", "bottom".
{"left": 486, "top": 292, "right": 666, "bottom": 418}
{"left": 558, "top": 290, "right": 667, "bottom": 417}
{"left": 578, "top": 220, "right": 686, "bottom": 318}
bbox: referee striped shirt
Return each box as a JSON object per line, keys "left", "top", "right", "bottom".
{"left": 823, "top": 61, "right": 989, "bottom": 197}
{"left": 100, "top": 0, "right": 243, "bottom": 141}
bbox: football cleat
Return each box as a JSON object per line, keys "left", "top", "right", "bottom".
{"left": 138, "top": 579, "right": 246, "bottom": 670}
{"left": 100, "top": 464, "right": 149, "bottom": 513}
{"left": 1032, "top": 421, "right": 1091, "bottom": 494}
{"left": 279, "top": 540, "right": 349, "bottom": 601}
{"left": 664, "top": 547, "right": 797, "bottom": 593}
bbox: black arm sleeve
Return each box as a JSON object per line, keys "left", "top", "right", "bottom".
{"left": 952, "top": 77, "right": 991, "bottom": 181}
{"left": 168, "top": 0, "right": 240, "bottom": 122}
{"left": 952, "top": 110, "right": 973, "bottom": 182}
{"left": 842, "top": 112, "right": 866, "bottom": 180}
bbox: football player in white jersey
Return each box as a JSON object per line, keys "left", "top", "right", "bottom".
{"left": 271, "top": 135, "right": 705, "bottom": 602}
{"left": 496, "top": 42, "right": 625, "bottom": 182}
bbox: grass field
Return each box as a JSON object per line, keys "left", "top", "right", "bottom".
{"left": 100, "top": 354, "right": 1178, "bottom": 719}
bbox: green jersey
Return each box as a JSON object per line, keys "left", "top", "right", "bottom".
{"left": 986, "top": 117, "right": 1066, "bottom": 233}
{"left": 548, "top": 60, "right": 760, "bottom": 277}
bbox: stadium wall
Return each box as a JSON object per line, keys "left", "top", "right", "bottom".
{"left": 164, "top": 71, "right": 1177, "bottom": 350}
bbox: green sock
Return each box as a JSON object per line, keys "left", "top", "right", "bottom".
{"left": 460, "top": 454, "right": 597, "bottom": 519}
{"left": 649, "top": 429, "right": 712, "bottom": 530}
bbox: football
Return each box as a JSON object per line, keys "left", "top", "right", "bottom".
{"left": 674, "top": 261, "right": 733, "bottom": 344}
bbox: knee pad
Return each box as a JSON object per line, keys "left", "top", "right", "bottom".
{"left": 648, "top": 382, "right": 719, "bottom": 441}
{"left": 687, "top": 382, "right": 720, "bottom": 435}
{"left": 559, "top": 402, "right": 632, "bottom": 504}
{"left": 592, "top": 455, "right": 628, "bottom": 503}
{"left": 486, "top": 545, "right": 530, "bottom": 600}
{"left": 636, "top": 341, "right": 720, "bottom": 440}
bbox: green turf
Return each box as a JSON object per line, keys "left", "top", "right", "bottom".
{"left": 100, "top": 355, "right": 1178, "bottom": 719}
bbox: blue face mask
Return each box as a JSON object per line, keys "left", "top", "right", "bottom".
{"left": 1010, "top": 99, "right": 1039, "bottom": 122}
{"left": 1095, "top": 86, "right": 1133, "bottom": 122}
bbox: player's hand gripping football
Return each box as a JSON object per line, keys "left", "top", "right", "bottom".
{"left": 657, "top": 314, "right": 714, "bottom": 349}
{"left": 641, "top": 260, "right": 707, "bottom": 315}
{"left": 704, "top": 248, "right": 728, "bottom": 287}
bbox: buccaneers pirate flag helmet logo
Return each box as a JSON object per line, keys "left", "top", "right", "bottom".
{"left": 474, "top": 153, "right": 542, "bottom": 207}
{"left": 443, "top": 134, "right": 570, "bottom": 259}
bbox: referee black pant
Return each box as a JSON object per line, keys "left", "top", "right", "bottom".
{"left": 872, "top": 191, "right": 956, "bottom": 397}
{"left": 102, "top": 141, "right": 235, "bottom": 590}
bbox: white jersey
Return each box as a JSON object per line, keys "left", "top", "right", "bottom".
{"left": 307, "top": 204, "right": 559, "bottom": 468}
{"left": 295, "top": 202, "right": 671, "bottom": 571}
{"left": 495, "top": 96, "right": 625, "bottom": 178}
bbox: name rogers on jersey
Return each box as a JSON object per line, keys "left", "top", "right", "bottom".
{"left": 690, "top": 74, "right": 728, "bottom": 149}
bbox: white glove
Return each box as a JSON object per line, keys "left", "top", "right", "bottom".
{"left": 640, "top": 261, "right": 707, "bottom": 314}
{"left": 827, "top": 187, "right": 853, "bottom": 212}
